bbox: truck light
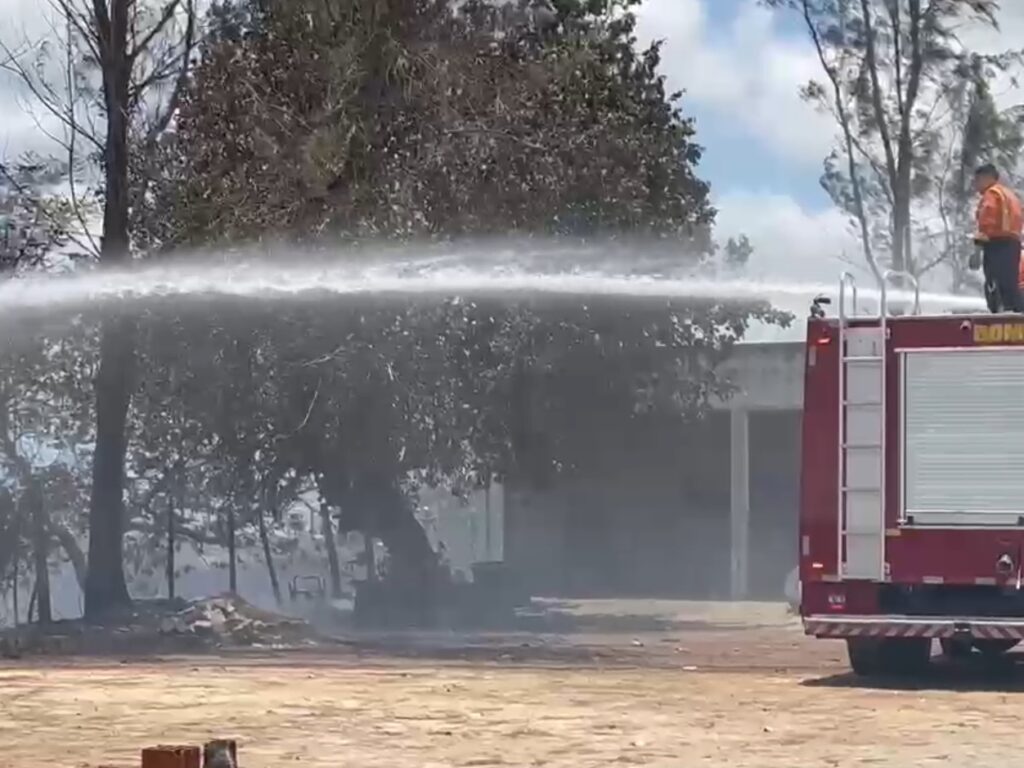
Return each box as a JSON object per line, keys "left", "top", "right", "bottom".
{"left": 811, "top": 562, "right": 824, "bottom": 570}
{"left": 996, "top": 553, "right": 1015, "bottom": 578}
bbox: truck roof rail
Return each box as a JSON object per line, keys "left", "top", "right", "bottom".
{"left": 835, "top": 270, "right": 922, "bottom": 322}
{"left": 881, "top": 269, "right": 921, "bottom": 317}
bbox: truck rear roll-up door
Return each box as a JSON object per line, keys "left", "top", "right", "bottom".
{"left": 904, "top": 349, "right": 1024, "bottom": 527}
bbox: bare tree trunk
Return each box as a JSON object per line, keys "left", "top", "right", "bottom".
{"left": 10, "top": 562, "right": 18, "bottom": 627}
{"left": 84, "top": 317, "right": 134, "bottom": 618}
{"left": 9, "top": 500, "right": 20, "bottom": 626}
{"left": 83, "top": 0, "right": 135, "bottom": 621}
{"left": 320, "top": 503, "right": 343, "bottom": 598}
{"left": 365, "top": 532, "right": 376, "bottom": 583}
{"left": 26, "top": 581, "right": 37, "bottom": 625}
{"left": 166, "top": 493, "right": 176, "bottom": 601}
{"left": 257, "top": 508, "right": 282, "bottom": 606}
{"left": 227, "top": 504, "right": 238, "bottom": 594}
{"left": 51, "top": 522, "right": 86, "bottom": 592}
{"left": 28, "top": 482, "right": 51, "bottom": 625}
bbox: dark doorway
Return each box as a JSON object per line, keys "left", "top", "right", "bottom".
{"left": 747, "top": 410, "right": 801, "bottom": 599}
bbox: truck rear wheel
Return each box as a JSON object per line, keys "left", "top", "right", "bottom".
{"left": 847, "top": 637, "right": 932, "bottom": 677}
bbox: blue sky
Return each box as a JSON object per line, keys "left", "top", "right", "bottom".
{"left": 632, "top": 0, "right": 1024, "bottom": 286}
{"left": 688, "top": 2, "right": 827, "bottom": 209}
{"left": 637, "top": 0, "right": 830, "bottom": 211}
{"left": 685, "top": 109, "right": 828, "bottom": 211}
{"left": 633, "top": 0, "right": 858, "bottom": 282}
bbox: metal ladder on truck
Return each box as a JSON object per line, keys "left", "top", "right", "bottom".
{"left": 836, "top": 270, "right": 920, "bottom": 580}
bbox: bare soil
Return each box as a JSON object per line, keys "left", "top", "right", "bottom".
{"left": 2, "top": 600, "right": 1023, "bottom": 767}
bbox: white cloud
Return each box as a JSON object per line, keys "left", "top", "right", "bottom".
{"left": 632, "top": 0, "right": 1024, "bottom": 299}
{"left": 713, "top": 190, "right": 863, "bottom": 285}
{"left": 631, "top": 0, "right": 859, "bottom": 292}
{"left": 634, "top": 0, "right": 835, "bottom": 168}
{"left": 630, "top": 1, "right": 858, "bottom": 288}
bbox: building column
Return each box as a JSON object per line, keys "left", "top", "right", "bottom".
{"left": 484, "top": 482, "right": 505, "bottom": 562}
{"left": 730, "top": 408, "right": 750, "bottom": 600}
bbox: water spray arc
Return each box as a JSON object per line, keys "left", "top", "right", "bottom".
{"left": 0, "top": 260, "right": 986, "bottom": 315}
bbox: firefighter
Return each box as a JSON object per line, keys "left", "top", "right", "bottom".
{"left": 971, "top": 163, "right": 1024, "bottom": 313}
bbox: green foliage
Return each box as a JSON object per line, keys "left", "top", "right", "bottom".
{"left": 138, "top": 0, "right": 714, "bottom": 247}
{"left": 0, "top": 321, "right": 96, "bottom": 599}
{"left": 0, "top": 157, "right": 92, "bottom": 271}
{"left": 722, "top": 235, "right": 754, "bottom": 270}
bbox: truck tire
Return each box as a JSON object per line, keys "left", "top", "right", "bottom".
{"left": 847, "top": 637, "right": 932, "bottom": 677}
{"left": 940, "top": 637, "right": 973, "bottom": 660}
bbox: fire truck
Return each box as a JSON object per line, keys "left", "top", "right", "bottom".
{"left": 800, "top": 270, "right": 1024, "bottom": 675}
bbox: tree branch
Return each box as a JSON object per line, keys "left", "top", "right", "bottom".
{"left": 801, "top": 0, "right": 878, "bottom": 275}
{"left": 0, "top": 36, "right": 104, "bottom": 154}
{"left": 90, "top": 0, "right": 113, "bottom": 56}
{"left": 859, "top": 0, "right": 898, "bottom": 191}
{"left": 129, "top": 0, "right": 180, "bottom": 63}
{"left": 61, "top": 11, "right": 101, "bottom": 258}
{"left": 144, "top": 0, "right": 195, "bottom": 144}
{"left": 51, "top": 520, "right": 87, "bottom": 590}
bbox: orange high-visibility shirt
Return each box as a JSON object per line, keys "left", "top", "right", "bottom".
{"left": 977, "top": 182, "right": 1024, "bottom": 241}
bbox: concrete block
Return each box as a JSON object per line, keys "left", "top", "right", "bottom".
{"left": 141, "top": 745, "right": 200, "bottom": 768}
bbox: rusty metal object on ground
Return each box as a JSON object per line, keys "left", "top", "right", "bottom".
{"left": 140, "top": 745, "right": 200, "bottom": 768}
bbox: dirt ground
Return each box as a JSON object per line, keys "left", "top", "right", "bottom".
{"left": 3, "top": 600, "right": 1024, "bottom": 767}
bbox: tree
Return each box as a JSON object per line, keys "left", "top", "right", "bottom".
{"left": 2, "top": 0, "right": 198, "bottom": 617}
{"left": 139, "top": 0, "right": 714, "bottom": 246}
{"left": 123, "top": 0, "right": 790, "bottom": 614}
{"left": 0, "top": 327, "right": 95, "bottom": 625}
{"left": 0, "top": 0, "right": 791, "bottom": 622}
{"left": 935, "top": 54, "right": 1024, "bottom": 291}
{"left": 764, "top": 0, "right": 1018, "bottom": 281}
{"left": 723, "top": 235, "right": 754, "bottom": 270}
{"left": 0, "top": 157, "right": 92, "bottom": 271}
{"left": 0, "top": 159, "right": 94, "bottom": 624}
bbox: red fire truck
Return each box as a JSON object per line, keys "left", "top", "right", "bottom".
{"left": 800, "top": 270, "right": 1024, "bottom": 675}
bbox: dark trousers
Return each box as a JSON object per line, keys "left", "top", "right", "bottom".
{"left": 982, "top": 238, "right": 1023, "bottom": 313}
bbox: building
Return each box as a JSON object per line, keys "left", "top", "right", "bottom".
{"left": 501, "top": 340, "right": 805, "bottom": 601}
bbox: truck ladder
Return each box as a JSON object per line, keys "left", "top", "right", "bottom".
{"left": 836, "top": 271, "right": 919, "bottom": 580}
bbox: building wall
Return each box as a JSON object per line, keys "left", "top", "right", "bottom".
{"left": 504, "top": 341, "right": 807, "bottom": 601}
{"left": 505, "top": 412, "right": 733, "bottom": 598}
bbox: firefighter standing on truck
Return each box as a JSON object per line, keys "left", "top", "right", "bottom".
{"left": 971, "top": 163, "right": 1024, "bottom": 313}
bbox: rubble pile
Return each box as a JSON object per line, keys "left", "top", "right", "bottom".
{"left": 0, "top": 594, "right": 326, "bottom": 658}
{"left": 157, "top": 595, "right": 315, "bottom": 647}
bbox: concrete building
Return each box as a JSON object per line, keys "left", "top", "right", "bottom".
{"left": 502, "top": 340, "right": 805, "bottom": 601}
